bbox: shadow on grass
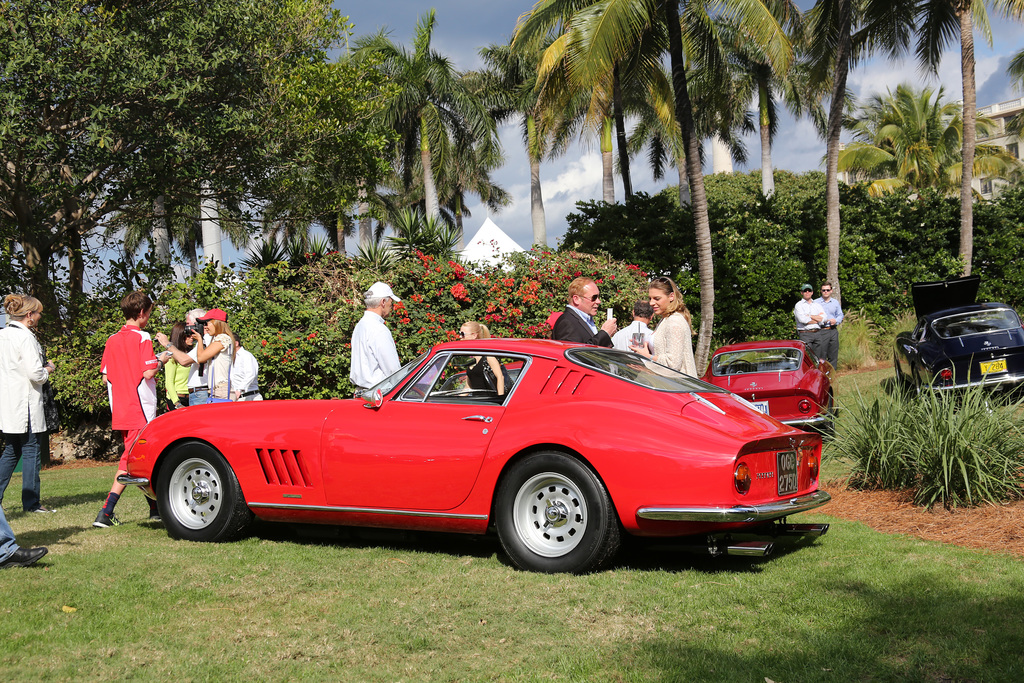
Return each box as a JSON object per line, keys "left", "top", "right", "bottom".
{"left": 234, "top": 519, "right": 828, "bottom": 574}
{"left": 620, "top": 576, "right": 1024, "bottom": 681}
{"left": 15, "top": 524, "right": 95, "bottom": 548}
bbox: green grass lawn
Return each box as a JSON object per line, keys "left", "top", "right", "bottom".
{"left": 3, "top": 460, "right": 1023, "bottom": 682}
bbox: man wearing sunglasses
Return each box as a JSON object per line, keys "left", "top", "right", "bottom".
{"left": 551, "top": 277, "right": 617, "bottom": 347}
{"left": 815, "top": 281, "right": 844, "bottom": 369}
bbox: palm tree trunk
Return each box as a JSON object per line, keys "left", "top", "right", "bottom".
{"left": 676, "top": 153, "right": 691, "bottom": 205}
{"left": 824, "top": 0, "right": 852, "bottom": 304}
{"left": 959, "top": 6, "right": 976, "bottom": 275}
{"left": 665, "top": 0, "right": 713, "bottom": 373}
{"left": 613, "top": 65, "right": 633, "bottom": 199}
{"left": 153, "top": 195, "right": 171, "bottom": 265}
{"left": 759, "top": 81, "right": 774, "bottom": 197}
{"left": 528, "top": 116, "right": 547, "bottom": 247}
{"left": 421, "top": 116, "right": 440, "bottom": 219}
{"left": 601, "top": 115, "right": 615, "bottom": 203}
{"left": 358, "top": 182, "right": 372, "bottom": 249}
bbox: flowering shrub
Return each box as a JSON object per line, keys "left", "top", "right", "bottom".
{"left": 46, "top": 250, "right": 650, "bottom": 427}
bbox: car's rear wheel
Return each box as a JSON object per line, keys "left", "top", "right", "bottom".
{"left": 158, "top": 442, "right": 253, "bottom": 543}
{"left": 495, "top": 451, "right": 620, "bottom": 573}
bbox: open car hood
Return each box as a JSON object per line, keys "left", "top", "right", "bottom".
{"left": 911, "top": 275, "right": 980, "bottom": 318}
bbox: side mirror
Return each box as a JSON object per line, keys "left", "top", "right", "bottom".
{"left": 361, "top": 388, "right": 384, "bottom": 409}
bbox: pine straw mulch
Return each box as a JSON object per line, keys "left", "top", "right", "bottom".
{"left": 821, "top": 478, "right": 1024, "bottom": 558}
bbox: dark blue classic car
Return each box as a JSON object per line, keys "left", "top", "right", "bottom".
{"left": 894, "top": 276, "right": 1024, "bottom": 391}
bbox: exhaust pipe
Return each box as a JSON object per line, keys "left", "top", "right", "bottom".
{"left": 726, "top": 541, "right": 774, "bottom": 557}
{"left": 778, "top": 523, "right": 829, "bottom": 538}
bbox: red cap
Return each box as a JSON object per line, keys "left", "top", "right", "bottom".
{"left": 198, "top": 308, "right": 227, "bottom": 322}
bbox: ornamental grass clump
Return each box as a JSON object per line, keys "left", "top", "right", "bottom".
{"left": 837, "top": 309, "right": 878, "bottom": 371}
{"left": 828, "top": 384, "right": 1024, "bottom": 508}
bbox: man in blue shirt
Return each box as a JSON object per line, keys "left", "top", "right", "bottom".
{"left": 815, "top": 282, "right": 844, "bottom": 369}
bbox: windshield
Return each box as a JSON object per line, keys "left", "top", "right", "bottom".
{"left": 357, "top": 352, "right": 429, "bottom": 399}
{"left": 711, "top": 348, "right": 802, "bottom": 376}
{"left": 933, "top": 309, "right": 1021, "bottom": 339}
{"left": 566, "top": 348, "right": 724, "bottom": 392}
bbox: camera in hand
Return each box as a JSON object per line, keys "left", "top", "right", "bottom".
{"left": 186, "top": 323, "right": 203, "bottom": 337}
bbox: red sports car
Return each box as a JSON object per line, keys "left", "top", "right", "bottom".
{"left": 119, "top": 340, "right": 830, "bottom": 573}
{"left": 701, "top": 340, "right": 834, "bottom": 429}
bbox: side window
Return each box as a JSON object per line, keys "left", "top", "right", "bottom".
{"left": 424, "top": 354, "right": 524, "bottom": 405}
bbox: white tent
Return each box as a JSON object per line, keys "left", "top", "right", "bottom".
{"left": 459, "top": 217, "right": 524, "bottom": 267}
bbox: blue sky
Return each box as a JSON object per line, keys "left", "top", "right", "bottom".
{"left": 331, "top": 1, "right": 1024, "bottom": 253}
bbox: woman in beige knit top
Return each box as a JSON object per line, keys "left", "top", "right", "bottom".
{"left": 629, "top": 277, "right": 696, "bottom": 376}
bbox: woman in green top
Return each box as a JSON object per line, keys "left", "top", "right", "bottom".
{"left": 164, "top": 322, "right": 192, "bottom": 409}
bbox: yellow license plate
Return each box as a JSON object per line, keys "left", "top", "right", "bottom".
{"left": 980, "top": 359, "right": 1007, "bottom": 374}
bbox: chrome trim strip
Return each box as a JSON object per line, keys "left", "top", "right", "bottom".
{"left": 929, "top": 372, "right": 1024, "bottom": 391}
{"left": 781, "top": 415, "right": 831, "bottom": 426}
{"left": 116, "top": 475, "right": 150, "bottom": 487}
{"left": 248, "top": 501, "right": 489, "bottom": 520}
{"left": 636, "top": 490, "right": 832, "bottom": 523}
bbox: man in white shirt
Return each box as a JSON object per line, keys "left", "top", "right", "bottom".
{"left": 794, "top": 283, "right": 826, "bottom": 360}
{"left": 612, "top": 301, "right": 654, "bottom": 352}
{"left": 230, "top": 334, "right": 262, "bottom": 401}
{"left": 350, "top": 282, "right": 402, "bottom": 391}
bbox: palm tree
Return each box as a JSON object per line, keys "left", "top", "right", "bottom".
{"left": 805, "top": 0, "right": 919, "bottom": 300}
{"left": 524, "top": 0, "right": 792, "bottom": 370}
{"left": 839, "top": 83, "right": 1020, "bottom": 195}
{"left": 356, "top": 10, "right": 499, "bottom": 224}
{"left": 478, "top": 41, "right": 553, "bottom": 246}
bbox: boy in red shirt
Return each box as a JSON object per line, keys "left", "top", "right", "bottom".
{"left": 93, "top": 291, "right": 165, "bottom": 528}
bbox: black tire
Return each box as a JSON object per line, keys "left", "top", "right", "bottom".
{"left": 158, "top": 442, "right": 253, "bottom": 542}
{"left": 494, "top": 451, "right": 621, "bottom": 573}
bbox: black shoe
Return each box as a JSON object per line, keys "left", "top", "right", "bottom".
{"left": 29, "top": 506, "right": 57, "bottom": 513}
{"left": 0, "top": 546, "right": 48, "bottom": 569}
{"left": 93, "top": 510, "right": 120, "bottom": 528}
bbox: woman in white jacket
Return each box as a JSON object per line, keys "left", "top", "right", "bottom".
{"left": 0, "top": 294, "right": 56, "bottom": 513}
{"left": 629, "top": 277, "right": 697, "bottom": 376}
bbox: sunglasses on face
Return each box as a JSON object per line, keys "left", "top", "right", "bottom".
{"left": 822, "top": 288, "right": 832, "bottom": 292}
{"left": 577, "top": 294, "right": 600, "bottom": 302}
{"left": 458, "top": 330, "right": 467, "bottom": 337}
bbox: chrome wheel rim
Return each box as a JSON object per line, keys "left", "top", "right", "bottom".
{"left": 167, "top": 457, "right": 223, "bottom": 530}
{"left": 512, "top": 472, "right": 588, "bottom": 558}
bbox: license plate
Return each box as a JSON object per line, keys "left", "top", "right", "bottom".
{"left": 752, "top": 400, "right": 769, "bottom": 415}
{"left": 980, "top": 359, "right": 1007, "bottom": 374}
{"left": 776, "top": 450, "right": 798, "bottom": 496}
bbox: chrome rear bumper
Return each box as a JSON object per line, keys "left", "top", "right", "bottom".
{"left": 637, "top": 490, "right": 831, "bottom": 523}
{"left": 116, "top": 474, "right": 151, "bottom": 487}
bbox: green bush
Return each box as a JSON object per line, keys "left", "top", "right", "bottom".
{"left": 44, "top": 250, "right": 651, "bottom": 426}
{"left": 836, "top": 310, "right": 878, "bottom": 371}
{"left": 828, "top": 385, "right": 1024, "bottom": 508}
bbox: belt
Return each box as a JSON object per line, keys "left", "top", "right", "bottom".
{"left": 188, "top": 387, "right": 207, "bottom": 394}
{"left": 239, "top": 389, "right": 261, "bottom": 398}
{"left": 798, "top": 328, "right": 819, "bottom": 333}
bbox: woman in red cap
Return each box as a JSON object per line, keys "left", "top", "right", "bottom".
{"left": 192, "top": 308, "right": 234, "bottom": 401}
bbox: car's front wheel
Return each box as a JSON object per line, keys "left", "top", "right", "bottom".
{"left": 158, "top": 442, "right": 253, "bottom": 542}
{"left": 495, "top": 451, "right": 620, "bottom": 573}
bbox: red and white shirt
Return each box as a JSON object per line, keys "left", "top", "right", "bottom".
{"left": 101, "top": 325, "right": 159, "bottom": 430}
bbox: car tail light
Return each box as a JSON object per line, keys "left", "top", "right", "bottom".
{"left": 938, "top": 368, "right": 954, "bottom": 387}
{"left": 798, "top": 399, "right": 812, "bottom": 414}
{"left": 804, "top": 450, "right": 819, "bottom": 481}
{"left": 734, "top": 462, "right": 751, "bottom": 495}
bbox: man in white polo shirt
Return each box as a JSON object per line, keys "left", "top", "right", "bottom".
{"left": 350, "top": 282, "right": 403, "bottom": 391}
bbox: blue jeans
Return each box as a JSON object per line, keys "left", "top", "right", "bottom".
{"left": 0, "top": 503, "right": 17, "bottom": 562}
{"left": 0, "top": 430, "right": 43, "bottom": 512}
{"left": 188, "top": 389, "right": 209, "bottom": 406}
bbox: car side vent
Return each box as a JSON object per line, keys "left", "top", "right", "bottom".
{"left": 540, "top": 366, "right": 586, "bottom": 395}
{"left": 256, "top": 448, "right": 312, "bottom": 487}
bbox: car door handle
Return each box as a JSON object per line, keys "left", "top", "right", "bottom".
{"left": 462, "top": 415, "right": 493, "bottom": 423}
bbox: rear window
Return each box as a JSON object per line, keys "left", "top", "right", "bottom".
{"left": 710, "top": 348, "right": 802, "bottom": 376}
{"left": 566, "top": 348, "right": 723, "bottom": 393}
{"left": 933, "top": 309, "right": 1021, "bottom": 339}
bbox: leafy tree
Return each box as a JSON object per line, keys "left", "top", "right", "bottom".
{"left": 0, "top": 0, "right": 389, "bottom": 320}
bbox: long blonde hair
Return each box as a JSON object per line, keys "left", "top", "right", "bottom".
{"left": 649, "top": 277, "right": 692, "bottom": 328}
{"left": 462, "top": 321, "right": 491, "bottom": 339}
{"left": 3, "top": 293, "right": 42, "bottom": 320}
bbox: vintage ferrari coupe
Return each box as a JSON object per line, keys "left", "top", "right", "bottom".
{"left": 119, "top": 339, "right": 830, "bottom": 573}
{"left": 894, "top": 276, "right": 1024, "bottom": 391}
{"left": 701, "top": 340, "right": 834, "bottom": 429}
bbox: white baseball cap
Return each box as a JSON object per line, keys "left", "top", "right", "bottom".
{"left": 367, "top": 281, "right": 401, "bottom": 302}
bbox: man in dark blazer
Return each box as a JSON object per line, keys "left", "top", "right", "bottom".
{"left": 551, "top": 277, "right": 617, "bottom": 347}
